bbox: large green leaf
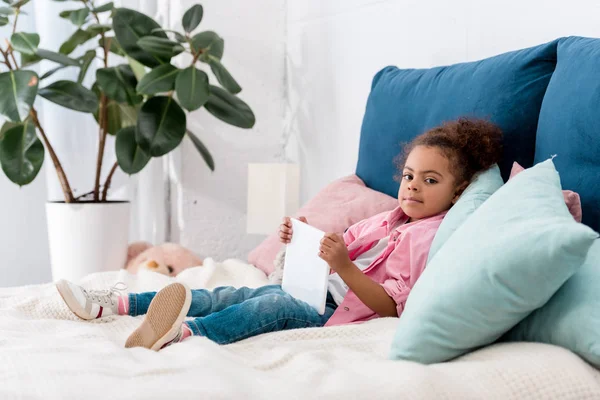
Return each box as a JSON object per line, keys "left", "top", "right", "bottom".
{"left": 37, "top": 49, "right": 79, "bottom": 66}
{"left": 71, "top": 8, "right": 89, "bottom": 26}
{"left": 186, "top": 129, "right": 214, "bottom": 171}
{"left": 137, "top": 37, "right": 184, "bottom": 59}
{"left": 136, "top": 64, "right": 178, "bottom": 95}
{"left": 0, "top": 7, "right": 15, "bottom": 15}
{"left": 191, "top": 31, "right": 223, "bottom": 59}
{"left": 175, "top": 66, "right": 209, "bottom": 111}
{"left": 59, "top": 29, "right": 93, "bottom": 55}
{"left": 11, "top": 32, "right": 39, "bottom": 55}
{"left": 96, "top": 64, "right": 142, "bottom": 105}
{"left": 77, "top": 50, "right": 96, "bottom": 83}
{"left": 151, "top": 28, "right": 186, "bottom": 43}
{"left": 115, "top": 126, "right": 150, "bottom": 174}
{"left": 0, "top": 121, "right": 19, "bottom": 136}
{"left": 10, "top": 0, "right": 29, "bottom": 7}
{"left": 104, "top": 101, "right": 137, "bottom": 135}
{"left": 0, "top": 16, "right": 7, "bottom": 26}
{"left": 93, "top": 2, "right": 114, "bottom": 13}
{"left": 204, "top": 85, "right": 255, "bottom": 129}
{"left": 92, "top": 83, "right": 138, "bottom": 135}
{"left": 112, "top": 8, "right": 168, "bottom": 68}
{"left": 0, "top": 70, "right": 38, "bottom": 122}
{"left": 208, "top": 57, "right": 241, "bottom": 94}
{"left": 182, "top": 4, "right": 203, "bottom": 33}
{"left": 136, "top": 96, "right": 186, "bottom": 157}
{"left": 0, "top": 119, "right": 44, "bottom": 186}
{"left": 60, "top": 8, "right": 89, "bottom": 27}
{"left": 38, "top": 80, "right": 98, "bottom": 113}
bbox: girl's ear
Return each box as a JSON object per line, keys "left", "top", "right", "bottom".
{"left": 452, "top": 181, "right": 470, "bottom": 204}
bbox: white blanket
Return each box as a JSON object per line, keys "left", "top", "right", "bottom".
{"left": 1, "top": 258, "right": 599, "bottom": 400}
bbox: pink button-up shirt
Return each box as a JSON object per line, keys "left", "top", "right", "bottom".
{"left": 324, "top": 206, "right": 447, "bottom": 327}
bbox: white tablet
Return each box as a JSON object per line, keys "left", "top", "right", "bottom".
{"left": 282, "top": 218, "right": 330, "bottom": 315}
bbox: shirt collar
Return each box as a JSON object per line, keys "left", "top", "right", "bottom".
{"left": 382, "top": 206, "right": 448, "bottom": 231}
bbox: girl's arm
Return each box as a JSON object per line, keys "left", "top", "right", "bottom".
{"left": 334, "top": 260, "right": 398, "bottom": 317}
{"left": 319, "top": 233, "right": 398, "bottom": 317}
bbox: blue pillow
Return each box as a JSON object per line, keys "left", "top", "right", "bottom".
{"left": 428, "top": 165, "right": 503, "bottom": 262}
{"left": 534, "top": 36, "right": 600, "bottom": 232}
{"left": 503, "top": 240, "right": 600, "bottom": 367}
{"left": 389, "top": 160, "right": 598, "bottom": 364}
{"left": 356, "top": 40, "right": 558, "bottom": 199}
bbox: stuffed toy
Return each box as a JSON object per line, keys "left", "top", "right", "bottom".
{"left": 124, "top": 241, "right": 203, "bottom": 277}
{"left": 268, "top": 248, "right": 286, "bottom": 284}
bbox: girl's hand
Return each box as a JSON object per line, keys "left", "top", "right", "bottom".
{"left": 319, "top": 233, "right": 351, "bottom": 272}
{"left": 279, "top": 216, "right": 308, "bottom": 244}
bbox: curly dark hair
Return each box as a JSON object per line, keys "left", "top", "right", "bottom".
{"left": 394, "top": 117, "right": 503, "bottom": 185}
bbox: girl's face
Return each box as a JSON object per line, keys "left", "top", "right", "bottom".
{"left": 398, "top": 145, "right": 466, "bottom": 222}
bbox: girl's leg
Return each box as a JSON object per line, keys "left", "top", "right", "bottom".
{"left": 128, "top": 285, "right": 286, "bottom": 317}
{"left": 185, "top": 288, "right": 338, "bottom": 344}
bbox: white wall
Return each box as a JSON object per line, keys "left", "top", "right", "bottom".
{"left": 0, "top": 172, "right": 51, "bottom": 287}
{"left": 0, "top": 2, "right": 51, "bottom": 288}
{"left": 170, "top": 0, "right": 287, "bottom": 261}
{"left": 173, "top": 0, "right": 600, "bottom": 263}
{"left": 286, "top": 0, "right": 600, "bottom": 205}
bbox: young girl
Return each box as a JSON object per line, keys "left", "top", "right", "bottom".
{"left": 56, "top": 117, "right": 502, "bottom": 351}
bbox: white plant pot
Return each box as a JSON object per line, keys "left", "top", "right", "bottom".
{"left": 46, "top": 201, "right": 130, "bottom": 282}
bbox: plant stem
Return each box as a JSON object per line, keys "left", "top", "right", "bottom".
{"left": 0, "top": 48, "right": 13, "bottom": 69}
{"left": 8, "top": 8, "right": 20, "bottom": 68}
{"left": 86, "top": 0, "right": 110, "bottom": 201}
{"left": 94, "top": 93, "right": 108, "bottom": 201}
{"left": 3, "top": 40, "right": 18, "bottom": 70}
{"left": 8, "top": 48, "right": 17, "bottom": 69}
{"left": 30, "top": 109, "right": 75, "bottom": 203}
{"left": 186, "top": 34, "right": 203, "bottom": 65}
{"left": 101, "top": 161, "right": 118, "bottom": 201}
{"left": 12, "top": 8, "right": 19, "bottom": 35}
{"left": 191, "top": 48, "right": 203, "bottom": 64}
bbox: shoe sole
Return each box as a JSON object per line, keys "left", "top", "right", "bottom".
{"left": 125, "top": 282, "right": 192, "bottom": 351}
{"left": 55, "top": 279, "right": 94, "bottom": 320}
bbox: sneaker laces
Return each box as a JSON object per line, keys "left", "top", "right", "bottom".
{"left": 83, "top": 282, "right": 128, "bottom": 307}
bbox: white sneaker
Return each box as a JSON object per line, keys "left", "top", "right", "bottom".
{"left": 125, "top": 282, "right": 192, "bottom": 351}
{"left": 56, "top": 279, "right": 127, "bottom": 320}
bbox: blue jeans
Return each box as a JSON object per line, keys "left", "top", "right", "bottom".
{"left": 128, "top": 285, "right": 338, "bottom": 344}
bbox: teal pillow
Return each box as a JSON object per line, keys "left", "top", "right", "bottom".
{"left": 503, "top": 239, "right": 600, "bottom": 366}
{"left": 428, "top": 164, "right": 503, "bottom": 262}
{"left": 356, "top": 40, "right": 558, "bottom": 198}
{"left": 389, "top": 159, "right": 598, "bottom": 364}
{"left": 534, "top": 37, "right": 600, "bottom": 232}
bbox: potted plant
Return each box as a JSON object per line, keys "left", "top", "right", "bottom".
{"left": 0, "top": 1, "right": 255, "bottom": 281}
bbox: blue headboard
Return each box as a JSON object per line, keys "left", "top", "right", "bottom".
{"left": 356, "top": 37, "right": 599, "bottom": 232}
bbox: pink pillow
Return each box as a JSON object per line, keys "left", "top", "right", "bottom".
{"left": 247, "top": 174, "right": 398, "bottom": 275}
{"left": 510, "top": 162, "right": 582, "bottom": 222}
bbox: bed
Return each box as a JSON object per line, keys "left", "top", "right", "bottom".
{"left": 2, "top": 258, "right": 600, "bottom": 399}
{"left": 2, "top": 36, "right": 600, "bottom": 399}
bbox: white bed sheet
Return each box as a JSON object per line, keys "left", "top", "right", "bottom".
{"left": 1, "top": 257, "right": 599, "bottom": 400}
